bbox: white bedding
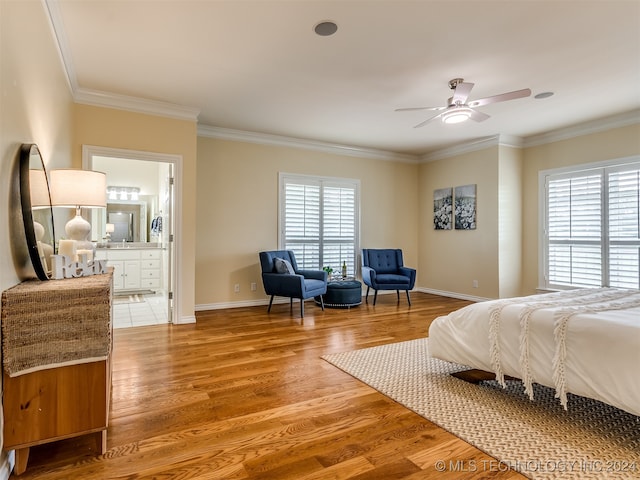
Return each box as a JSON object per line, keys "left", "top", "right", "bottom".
{"left": 428, "top": 288, "right": 640, "bottom": 416}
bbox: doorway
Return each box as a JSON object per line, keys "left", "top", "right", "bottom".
{"left": 83, "top": 145, "right": 180, "bottom": 327}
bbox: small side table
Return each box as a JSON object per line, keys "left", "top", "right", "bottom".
{"left": 1, "top": 273, "right": 113, "bottom": 475}
{"left": 316, "top": 280, "right": 362, "bottom": 308}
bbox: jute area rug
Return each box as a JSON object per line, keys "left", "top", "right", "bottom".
{"left": 322, "top": 339, "right": 639, "bottom": 480}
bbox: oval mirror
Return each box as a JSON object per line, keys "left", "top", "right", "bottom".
{"left": 18, "top": 144, "right": 55, "bottom": 280}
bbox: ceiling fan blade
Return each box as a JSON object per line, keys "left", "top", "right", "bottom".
{"left": 469, "top": 110, "right": 490, "bottom": 122}
{"left": 468, "top": 88, "right": 531, "bottom": 108}
{"left": 413, "top": 112, "right": 444, "bottom": 128}
{"left": 452, "top": 82, "right": 474, "bottom": 104}
{"left": 395, "top": 106, "right": 446, "bottom": 112}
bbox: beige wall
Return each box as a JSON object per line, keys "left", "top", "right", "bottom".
{"left": 521, "top": 124, "right": 640, "bottom": 294}
{"left": 417, "top": 123, "right": 639, "bottom": 300}
{"left": 497, "top": 145, "right": 523, "bottom": 298}
{"left": 0, "top": 0, "right": 75, "bottom": 473}
{"left": 418, "top": 147, "right": 501, "bottom": 299}
{"left": 195, "top": 137, "right": 419, "bottom": 307}
{"left": 73, "top": 105, "right": 198, "bottom": 322}
{"left": 0, "top": 0, "right": 75, "bottom": 287}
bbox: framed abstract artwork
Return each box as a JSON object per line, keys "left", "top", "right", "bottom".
{"left": 454, "top": 184, "right": 477, "bottom": 230}
{"left": 433, "top": 187, "right": 453, "bottom": 230}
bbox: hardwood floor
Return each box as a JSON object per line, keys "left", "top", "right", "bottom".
{"left": 17, "top": 293, "right": 525, "bottom": 479}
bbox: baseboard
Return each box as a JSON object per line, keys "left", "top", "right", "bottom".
{"left": 195, "top": 289, "right": 431, "bottom": 312}
{"left": 195, "top": 297, "right": 307, "bottom": 311}
{"left": 175, "top": 315, "right": 196, "bottom": 324}
{"left": 415, "top": 287, "right": 490, "bottom": 303}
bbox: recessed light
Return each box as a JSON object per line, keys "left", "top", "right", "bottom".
{"left": 535, "top": 92, "right": 554, "bottom": 99}
{"left": 314, "top": 21, "right": 338, "bottom": 37}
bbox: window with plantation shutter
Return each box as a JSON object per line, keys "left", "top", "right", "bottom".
{"left": 608, "top": 168, "right": 640, "bottom": 288}
{"left": 280, "top": 174, "right": 359, "bottom": 275}
{"left": 547, "top": 172, "right": 602, "bottom": 287}
{"left": 541, "top": 158, "right": 640, "bottom": 290}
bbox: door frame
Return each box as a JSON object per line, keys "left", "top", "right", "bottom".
{"left": 83, "top": 145, "right": 182, "bottom": 325}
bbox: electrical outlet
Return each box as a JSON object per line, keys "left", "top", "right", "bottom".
{"left": 250, "top": 282, "right": 257, "bottom": 291}
{"left": 234, "top": 283, "right": 240, "bottom": 293}
{"left": 472, "top": 280, "right": 478, "bottom": 288}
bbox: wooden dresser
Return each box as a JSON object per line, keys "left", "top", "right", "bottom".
{"left": 1, "top": 272, "right": 113, "bottom": 475}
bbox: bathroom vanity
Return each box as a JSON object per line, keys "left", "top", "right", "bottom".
{"left": 95, "top": 243, "right": 163, "bottom": 292}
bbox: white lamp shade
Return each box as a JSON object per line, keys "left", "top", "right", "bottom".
{"left": 29, "top": 169, "right": 51, "bottom": 208}
{"left": 49, "top": 169, "right": 107, "bottom": 208}
{"left": 105, "top": 223, "right": 115, "bottom": 233}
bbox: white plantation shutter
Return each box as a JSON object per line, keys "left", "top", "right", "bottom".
{"left": 543, "top": 160, "right": 640, "bottom": 289}
{"left": 608, "top": 168, "right": 640, "bottom": 288}
{"left": 283, "top": 182, "right": 321, "bottom": 270}
{"left": 547, "top": 173, "right": 602, "bottom": 287}
{"left": 280, "top": 174, "right": 359, "bottom": 274}
{"left": 322, "top": 185, "right": 356, "bottom": 272}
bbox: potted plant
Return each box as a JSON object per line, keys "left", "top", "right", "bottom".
{"left": 322, "top": 266, "right": 333, "bottom": 280}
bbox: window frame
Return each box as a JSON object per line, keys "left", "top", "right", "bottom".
{"left": 538, "top": 155, "right": 640, "bottom": 290}
{"left": 278, "top": 172, "right": 361, "bottom": 274}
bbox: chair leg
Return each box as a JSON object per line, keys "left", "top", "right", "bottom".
{"left": 267, "top": 295, "right": 275, "bottom": 312}
{"left": 300, "top": 299, "right": 304, "bottom": 317}
{"left": 396, "top": 290, "right": 400, "bottom": 302}
{"left": 373, "top": 289, "right": 378, "bottom": 306}
{"left": 365, "top": 286, "right": 370, "bottom": 303}
{"left": 406, "top": 290, "right": 412, "bottom": 306}
{"left": 290, "top": 298, "right": 293, "bottom": 314}
{"left": 319, "top": 295, "right": 325, "bottom": 311}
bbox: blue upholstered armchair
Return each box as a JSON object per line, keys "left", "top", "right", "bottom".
{"left": 361, "top": 249, "right": 416, "bottom": 306}
{"left": 259, "top": 250, "right": 328, "bottom": 317}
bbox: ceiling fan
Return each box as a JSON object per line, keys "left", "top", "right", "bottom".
{"left": 396, "top": 78, "right": 531, "bottom": 128}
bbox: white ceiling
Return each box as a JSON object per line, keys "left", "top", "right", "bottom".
{"left": 49, "top": 0, "right": 640, "bottom": 157}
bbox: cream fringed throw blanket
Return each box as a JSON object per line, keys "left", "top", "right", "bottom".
{"left": 429, "top": 288, "right": 640, "bottom": 416}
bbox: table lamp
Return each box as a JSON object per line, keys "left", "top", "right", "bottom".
{"left": 29, "top": 169, "right": 54, "bottom": 270}
{"left": 29, "top": 169, "right": 51, "bottom": 209}
{"left": 49, "top": 169, "right": 106, "bottom": 257}
{"left": 105, "top": 223, "right": 115, "bottom": 242}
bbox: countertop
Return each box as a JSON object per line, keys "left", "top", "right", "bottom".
{"left": 95, "top": 242, "right": 164, "bottom": 250}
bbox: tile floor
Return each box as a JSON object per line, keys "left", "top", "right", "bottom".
{"left": 112, "top": 291, "right": 170, "bottom": 328}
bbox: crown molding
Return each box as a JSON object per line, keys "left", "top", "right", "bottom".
{"left": 420, "top": 134, "right": 524, "bottom": 163}
{"left": 44, "top": 0, "right": 199, "bottom": 122}
{"left": 43, "top": 0, "right": 77, "bottom": 92}
{"left": 74, "top": 88, "right": 200, "bottom": 121}
{"left": 43, "top": 0, "right": 639, "bottom": 157}
{"left": 523, "top": 109, "right": 640, "bottom": 148}
{"left": 419, "top": 109, "right": 640, "bottom": 162}
{"left": 197, "top": 125, "right": 419, "bottom": 163}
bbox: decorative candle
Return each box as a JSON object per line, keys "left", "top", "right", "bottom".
{"left": 76, "top": 249, "right": 93, "bottom": 263}
{"left": 58, "top": 239, "right": 77, "bottom": 261}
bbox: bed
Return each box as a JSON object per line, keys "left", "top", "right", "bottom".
{"left": 428, "top": 288, "right": 640, "bottom": 416}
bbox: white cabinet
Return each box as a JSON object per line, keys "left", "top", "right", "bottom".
{"left": 140, "top": 249, "right": 161, "bottom": 289}
{"left": 108, "top": 260, "right": 125, "bottom": 290}
{"left": 109, "top": 259, "right": 141, "bottom": 290}
{"left": 96, "top": 248, "right": 162, "bottom": 292}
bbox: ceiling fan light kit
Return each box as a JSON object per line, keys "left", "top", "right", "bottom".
{"left": 441, "top": 107, "right": 473, "bottom": 124}
{"left": 396, "top": 78, "right": 532, "bottom": 128}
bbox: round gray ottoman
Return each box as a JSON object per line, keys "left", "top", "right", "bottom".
{"left": 316, "top": 280, "right": 362, "bottom": 308}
